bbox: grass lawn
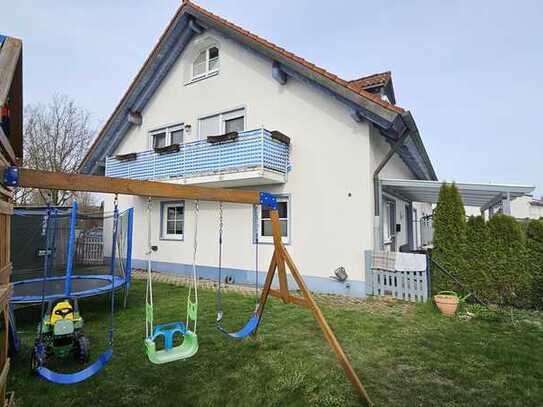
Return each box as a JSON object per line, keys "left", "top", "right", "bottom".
{"left": 8, "top": 280, "right": 543, "bottom": 406}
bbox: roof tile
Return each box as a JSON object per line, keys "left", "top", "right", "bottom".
{"left": 186, "top": 0, "right": 405, "bottom": 113}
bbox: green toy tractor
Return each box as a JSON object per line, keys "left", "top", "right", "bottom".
{"left": 31, "top": 298, "right": 90, "bottom": 371}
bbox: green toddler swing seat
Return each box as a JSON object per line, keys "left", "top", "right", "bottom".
{"left": 144, "top": 300, "right": 198, "bottom": 364}
{"left": 144, "top": 197, "right": 200, "bottom": 364}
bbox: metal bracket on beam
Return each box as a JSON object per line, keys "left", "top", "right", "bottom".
{"left": 350, "top": 109, "right": 363, "bottom": 123}
{"left": 260, "top": 192, "right": 277, "bottom": 209}
{"left": 3, "top": 166, "right": 18, "bottom": 187}
{"left": 127, "top": 110, "right": 142, "bottom": 125}
{"left": 272, "top": 61, "right": 288, "bottom": 85}
{"left": 188, "top": 18, "right": 204, "bottom": 34}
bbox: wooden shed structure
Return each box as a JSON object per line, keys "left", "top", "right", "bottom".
{"left": 0, "top": 32, "right": 23, "bottom": 405}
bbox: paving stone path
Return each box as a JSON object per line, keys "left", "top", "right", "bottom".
{"left": 131, "top": 269, "right": 368, "bottom": 309}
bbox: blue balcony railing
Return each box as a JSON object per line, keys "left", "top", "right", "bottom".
{"left": 105, "top": 128, "right": 289, "bottom": 182}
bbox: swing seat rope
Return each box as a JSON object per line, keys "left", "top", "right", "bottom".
{"left": 145, "top": 198, "right": 199, "bottom": 364}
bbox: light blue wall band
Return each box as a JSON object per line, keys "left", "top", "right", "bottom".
{"left": 132, "top": 258, "right": 366, "bottom": 298}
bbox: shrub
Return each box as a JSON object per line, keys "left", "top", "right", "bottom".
{"left": 432, "top": 183, "right": 466, "bottom": 292}
{"left": 486, "top": 214, "right": 531, "bottom": 307}
{"left": 464, "top": 215, "right": 492, "bottom": 297}
{"left": 525, "top": 220, "right": 543, "bottom": 307}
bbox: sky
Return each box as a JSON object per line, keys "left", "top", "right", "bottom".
{"left": 2, "top": 0, "right": 542, "bottom": 195}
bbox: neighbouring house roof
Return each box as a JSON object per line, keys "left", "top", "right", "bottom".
{"left": 348, "top": 71, "right": 396, "bottom": 104}
{"left": 349, "top": 71, "right": 391, "bottom": 90}
{"left": 80, "top": 0, "right": 437, "bottom": 181}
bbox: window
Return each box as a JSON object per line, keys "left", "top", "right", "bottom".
{"left": 170, "top": 128, "right": 184, "bottom": 145}
{"left": 192, "top": 46, "right": 219, "bottom": 80}
{"left": 152, "top": 132, "right": 166, "bottom": 149}
{"left": 161, "top": 202, "right": 184, "bottom": 240}
{"left": 225, "top": 116, "right": 244, "bottom": 133}
{"left": 257, "top": 196, "right": 289, "bottom": 243}
{"left": 150, "top": 124, "right": 184, "bottom": 149}
{"left": 198, "top": 108, "right": 245, "bottom": 139}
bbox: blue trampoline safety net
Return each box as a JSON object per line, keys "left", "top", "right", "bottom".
{"left": 11, "top": 204, "right": 133, "bottom": 303}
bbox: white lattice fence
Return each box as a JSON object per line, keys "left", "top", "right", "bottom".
{"left": 372, "top": 269, "right": 428, "bottom": 303}
{"left": 76, "top": 230, "right": 104, "bottom": 265}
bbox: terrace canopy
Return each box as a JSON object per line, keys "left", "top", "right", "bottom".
{"left": 380, "top": 178, "right": 535, "bottom": 213}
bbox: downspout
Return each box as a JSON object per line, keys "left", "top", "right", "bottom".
{"left": 373, "top": 128, "right": 410, "bottom": 251}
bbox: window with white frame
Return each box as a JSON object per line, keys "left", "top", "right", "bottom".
{"left": 198, "top": 108, "right": 245, "bottom": 139}
{"left": 150, "top": 124, "right": 184, "bottom": 149}
{"left": 192, "top": 46, "right": 219, "bottom": 80}
{"left": 257, "top": 196, "right": 289, "bottom": 243}
{"left": 161, "top": 201, "right": 184, "bottom": 240}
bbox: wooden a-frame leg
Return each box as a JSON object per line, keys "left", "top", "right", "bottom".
{"left": 282, "top": 248, "right": 373, "bottom": 406}
{"left": 270, "top": 211, "right": 289, "bottom": 302}
{"left": 265, "top": 209, "right": 373, "bottom": 406}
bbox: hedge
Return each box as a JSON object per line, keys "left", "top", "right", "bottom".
{"left": 431, "top": 183, "right": 543, "bottom": 309}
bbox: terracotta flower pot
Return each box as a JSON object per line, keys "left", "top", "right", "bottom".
{"left": 434, "top": 293, "right": 459, "bottom": 316}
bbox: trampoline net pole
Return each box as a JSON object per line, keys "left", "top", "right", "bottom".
{"left": 64, "top": 200, "right": 78, "bottom": 297}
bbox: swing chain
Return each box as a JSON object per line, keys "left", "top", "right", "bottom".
{"left": 254, "top": 204, "right": 260, "bottom": 311}
{"left": 217, "top": 202, "right": 224, "bottom": 323}
{"left": 219, "top": 202, "right": 224, "bottom": 245}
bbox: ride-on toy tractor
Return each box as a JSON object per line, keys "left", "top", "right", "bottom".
{"left": 31, "top": 298, "right": 90, "bottom": 371}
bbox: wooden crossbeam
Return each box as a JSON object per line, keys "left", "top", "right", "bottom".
{"left": 268, "top": 289, "right": 310, "bottom": 308}
{"left": 13, "top": 167, "right": 261, "bottom": 205}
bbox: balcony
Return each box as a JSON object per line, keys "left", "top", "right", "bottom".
{"left": 105, "top": 128, "right": 290, "bottom": 187}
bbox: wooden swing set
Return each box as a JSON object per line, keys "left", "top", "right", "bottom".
{"left": 6, "top": 166, "right": 373, "bottom": 406}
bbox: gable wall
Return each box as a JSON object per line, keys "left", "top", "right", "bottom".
{"left": 106, "top": 28, "right": 418, "bottom": 295}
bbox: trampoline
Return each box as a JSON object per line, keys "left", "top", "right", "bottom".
{"left": 10, "top": 202, "right": 134, "bottom": 305}
{"left": 12, "top": 275, "right": 126, "bottom": 304}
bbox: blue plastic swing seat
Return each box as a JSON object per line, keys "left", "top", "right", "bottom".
{"left": 218, "top": 313, "right": 260, "bottom": 339}
{"left": 37, "top": 349, "right": 113, "bottom": 384}
{"left": 151, "top": 322, "right": 187, "bottom": 349}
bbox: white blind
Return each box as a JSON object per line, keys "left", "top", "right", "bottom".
{"left": 199, "top": 115, "right": 221, "bottom": 139}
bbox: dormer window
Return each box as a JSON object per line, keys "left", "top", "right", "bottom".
{"left": 192, "top": 46, "right": 219, "bottom": 79}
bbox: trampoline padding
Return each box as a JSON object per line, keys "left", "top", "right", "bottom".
{"left": 11, "top": 275, "right": 126, "bottom": 303}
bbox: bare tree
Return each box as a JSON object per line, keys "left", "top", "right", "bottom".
{"left": 17, "top": 94, "right": 94, "bottom": 206}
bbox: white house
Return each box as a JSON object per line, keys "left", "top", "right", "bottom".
{"left": 80, "top": 1, "right": 532, "bottom": 297}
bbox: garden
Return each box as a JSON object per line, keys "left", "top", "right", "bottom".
{"left": 8, "top": 278, "right": 543, "bottom": 406}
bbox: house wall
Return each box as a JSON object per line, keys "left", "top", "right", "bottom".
{"left": 368, "top": 126, "right": 421, "bottom": 250}
{"left": 510, "top": 196, "right": 543, "bottom": 220}
{"left": 104, "top": 29, "right": 421, "bottom": 296}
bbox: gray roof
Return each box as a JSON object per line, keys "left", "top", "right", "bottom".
{"left": 381, "top": 178, "right": 535, "bottom": 209}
